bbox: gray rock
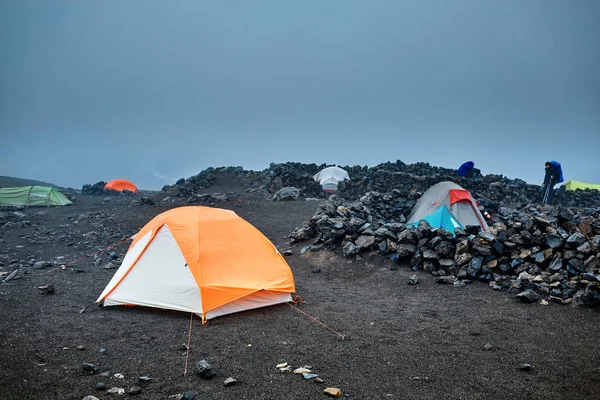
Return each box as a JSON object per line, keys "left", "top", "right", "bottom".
{"left": 531, "top": 252, "right": 546, "bottom": 265}
{"left": 128, "top": 386, "right": 142, "bottom": 395}
{"left": 534, "top": 216, "right": 552, "bottom": 229}
{"left": 473, "top": 244, "right": 492, "bottom": 256}
{"left": 95, "top": 382, "right": 106, "bottom": 390}
{"left": 138, "top": 376, "right": 153, "bottom": 382}
{"left": 300, "top": 245, "right": 312, "bottom": 254}
{"left": 109, "top": 251, "right": 118, "bottom": 260}
{"left": 455, "top": 252, "right": 472, "bottom": 267}
{"left": 478, "top": 231, "right": 496, "bottom": 242}
{"left": 455, "top": 239, "right": 470, "bottom": 255}
{"left": 549, "top": 296, "right": 568, "bottom": 305}
{"left": 567, "top": 232, "right": 586, "bottom": 248}
{"left": 423, "top": 249, "right": 438, "bottom": 260}
{"left": 397, "top": 229, "right": 417, "bottom": 244}
{"left": 374, "top": 227, "right": 396, "bottom": 240}
{"left": 548, "top": 257, "right": 564, "bottom": 271}
{"left": 573, "top": 285, "right": 600, "bottom": 307}
{"left": 103, "top": 262, "right": 116, "bottom": 270}
{"left": 210, "top": 193, "right": 227, "bottom": 201}
{"left": 519, "top": 363, "right": 533, "bottom": 371}
{"left": 467, "top": 257, "right": 484, "bottom": 279}
{"left": 417, "top": 220, "right": 433, "bottom": 236}
{"left": 274, "top": 187, "right": 300, "bottom": 201}
{"left": 196, "top": 359, "right": 216, "bottom": 379}
{"left": 81, "top": 363, "right": 99, "bottom": 374}
{"left": 355, "top": 235, "right": 376, "bottom": 249}
{"left": 33, "top": 261, "right": 51, "bottom": 269}
{"left": 397, "top": 243, "right": 416, "bottom": 258}
{"left": 580, "top": 272, "right": 599, "bottom": 281}
{"left": 584, "top": 256, "right": 599, "bottom": 272}
{"left": 436, "top": 276, "right": 457, "bottom": 284}
{"left": 548, "top": 273, "right": 563, "bottom": 283}
{"left": 483, "top": 343, "right": 493, "bottom": 351}
{"left": 407, "top": 275, "right": 419, "bottom": 285}
{"left": 224, "top": 377, "right": 237, "bottom": 386}
{"left": 348, "top": 217, "right": 366, "bottom": 231}
{"left": 342, "top": 242, "right": 360, "bottom": 257}
{"left": 37, "top": 284, "right": 55, "bottom": 294}
{"left": 516, "top": 289, "right": 540, "bottom": 303}
{"left": 83, "top": 396, "right": 100, "bottom": 400}
{"left": 577, "top": 242, "right": 592, "bottom": 255}
{"left": 545, "top": 234, "right": 564, "bottom": 249}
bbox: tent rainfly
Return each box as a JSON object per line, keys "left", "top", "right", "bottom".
{"left": 97, "top": 206, "right": 296, "bottom": 322}
{"left": 0, "top": 186, "right": 72, "bottom": 207}
{"left": 104, "top": 179, "right": 138, "bottom": 194}
{"left": 313, "top": 166, "right": 350, "bottom": 192}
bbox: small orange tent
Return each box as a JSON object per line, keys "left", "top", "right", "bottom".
{"left": 97, "top": 206, "right": 296, "bottom": 321}
{"left": 104, "top": 179, "right": 138, "bottom": 194}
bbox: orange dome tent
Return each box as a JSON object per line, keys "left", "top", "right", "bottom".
{"left": 104, "top": 179, "right": 138, "bottom": 194}
{"left": 97, "top": 206, "right": 296, "bottom": 322}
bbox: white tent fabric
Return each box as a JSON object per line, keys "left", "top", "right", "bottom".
{"left": 99, "top": 225, "right": 204, "bottom": 314}
{"left": 313, "top": 166, "right": 350, "bottom": 192}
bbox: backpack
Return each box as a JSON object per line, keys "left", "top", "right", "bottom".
{"left": 550, "top": 161, "right": 564, "bottom": 183}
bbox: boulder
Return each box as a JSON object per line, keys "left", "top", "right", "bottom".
{"left": 196, "top": 359, "right": 216, "bottom": 379}
{"left": 516, "top": 289, "right": 540, "bottom": 303}
{"left": 274, "top": 187, "right": 300, "bottom": 201}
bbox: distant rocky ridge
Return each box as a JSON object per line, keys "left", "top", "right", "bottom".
{"left": 0, "top": 176, "right": 57, "bottom": 188}
{"left": 158, "top": 161, "right": 600, "bottom": 208}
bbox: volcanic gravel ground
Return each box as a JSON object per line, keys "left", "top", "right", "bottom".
{"left": 1, "top": 191, "right": 599, "bottom": 400}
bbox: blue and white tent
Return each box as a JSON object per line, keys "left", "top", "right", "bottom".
{"left": 406, "top": 181, "right": 489, "bottom": 235}
{"left": 408, "top": 205, "right": 464, "bottom": 234}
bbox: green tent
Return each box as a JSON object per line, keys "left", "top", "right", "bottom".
{"left": 0, "top": 186, "right": 73, "bottom": 207}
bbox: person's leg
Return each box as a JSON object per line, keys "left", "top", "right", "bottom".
{"left": 540, "top": 186, "right": 545, "bottom": 203}
{"left": 547, "top": 185, "right": 555, "bottom": 205}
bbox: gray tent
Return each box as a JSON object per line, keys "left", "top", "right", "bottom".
{"left": 406, "top": 181, "right": 489, "bottom": 231}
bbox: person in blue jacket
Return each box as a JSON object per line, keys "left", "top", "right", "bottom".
{"left": 541, "top": 161, "right": 559, "bottom": 205}
{"left": 457, "top": 161, "right": 481, "bottom": 178}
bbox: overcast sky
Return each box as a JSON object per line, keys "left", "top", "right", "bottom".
{"left": 1, "top": 0, "right": 599, "bottom": 189}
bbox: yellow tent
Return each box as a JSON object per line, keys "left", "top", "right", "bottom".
{"left": 564, "top": 181, "right": 600, "bottom": 191}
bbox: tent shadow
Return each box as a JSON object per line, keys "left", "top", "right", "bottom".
{"left": 96, "top": 301, "right": 291, "bottom": 326}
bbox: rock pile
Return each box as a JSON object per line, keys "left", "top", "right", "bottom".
{"left": 159, "top": 167, "right": 262, "bottom": 198}
{"left": 81, "top": 182, "right": 108, "bottom": 195}
{"left": 290, "top": 192, "right": 600, "bottom": 307}
{"left": 334, "top": 160, "right": 600, "bottom": 208}
{"left": 81, "top": 181, "right": 137, "bottom": 196}
{"left": 159, "top": 160, "right": 600, "bottom": 208}
{"left": 160, "top": 163, "right": 327, "bottom": 199}
{"left": 263, "top": 163, "right": 325, "bottom": 197}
